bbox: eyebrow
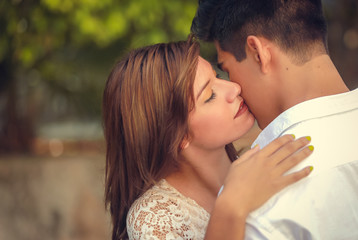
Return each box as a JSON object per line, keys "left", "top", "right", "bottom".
{"left": 196, "top": 79, "right": 210, "bottom": 100}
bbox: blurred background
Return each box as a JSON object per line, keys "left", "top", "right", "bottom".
{"left": 0, "top": 0, "right": 357, "bottom": 239}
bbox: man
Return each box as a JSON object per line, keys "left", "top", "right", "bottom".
{"left": 191, "top": 0, "right": 358, "bottom": 239}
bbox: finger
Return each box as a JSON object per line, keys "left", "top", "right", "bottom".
{"left": 270, "top": 136, "right": 312, "bottom": 166}
{"left": 277, "top": 166, "right": 313, "bottom": 190}
{"left": 237, "top": 145, "right": 260, "bottom": 162}
{"left": 259, "top": 134, "right": 296, "bottom": 157}
{"left": 276, "top": 145, "right": 314, "bottom": 175}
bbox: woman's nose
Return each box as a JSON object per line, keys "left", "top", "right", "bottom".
{"left": 226, "top": 81, "right": 241, "bottom": 103}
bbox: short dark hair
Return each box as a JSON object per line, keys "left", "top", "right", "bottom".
{"left": 191, "top": 0, "right": 328, "bottom": 63}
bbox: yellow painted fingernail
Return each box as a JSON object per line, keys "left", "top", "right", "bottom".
{"left": 305, "top": 136, "right": 311, "bottom": 141}
{"left": 291, "top": 134, "right": 296, "bottom": 139}
{"left": 309, "top": 166, "right": 314, "bottom": 172}
{"left": 308, "top": 145, "right": 314, "bottom": 151}
{"left": 253, "top": 144, "right": 260, "bottom": 149}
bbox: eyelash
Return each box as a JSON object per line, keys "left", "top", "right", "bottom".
{"left": 205, "top": 91, "right": 216, "bottom": 103}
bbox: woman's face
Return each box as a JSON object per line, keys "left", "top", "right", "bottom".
{"left": 188, "top": 57, "right": 255, "bottom": 150}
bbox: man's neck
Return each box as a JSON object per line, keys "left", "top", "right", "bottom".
{"left": 278, "top": 54, "right": 349, "bottom": 114}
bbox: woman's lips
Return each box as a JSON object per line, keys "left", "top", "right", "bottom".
{"left": 234, "top": 101, "right": 248, "bottom": 119}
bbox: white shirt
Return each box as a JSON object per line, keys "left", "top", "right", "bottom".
{"left": 246, "top": 88, "right": 358, "bottom": 240}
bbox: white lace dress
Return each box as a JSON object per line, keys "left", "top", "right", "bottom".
{"left": 127, "top": 179, "right": 210, "bottom": 240}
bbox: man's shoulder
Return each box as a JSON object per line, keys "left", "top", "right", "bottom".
{"left": 246, "top": 158, "right": 358, "bottom": 240}
{"left": 248, "top": 108, "right": 358, "bottom": 239}
{"left": 254, "top": 90, "right": 358, "bottom": 148}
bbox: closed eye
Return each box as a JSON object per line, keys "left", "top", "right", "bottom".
{"left": 205, "top": 91, "right": 216, "bottom": 103}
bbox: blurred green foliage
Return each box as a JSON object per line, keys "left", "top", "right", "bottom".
{"left": 0, "top": 0, "right": 198, "bottom": 152}
{"left": 1, "top": 0, "right": 196, "bottom": 65}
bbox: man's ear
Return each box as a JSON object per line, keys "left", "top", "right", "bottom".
{"left": 246, "top": 36, "right": 271, "bottom": 74}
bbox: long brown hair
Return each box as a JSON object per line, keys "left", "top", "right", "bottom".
{"left": 103, "top": 38, "right": 237, "bottom": 239}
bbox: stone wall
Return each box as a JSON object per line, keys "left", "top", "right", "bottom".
{"left": 0, "top": 155, "right": 111, "bottom": 240}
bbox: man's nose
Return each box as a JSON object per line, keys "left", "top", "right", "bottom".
{"left": 226, "top": 81, "right": 241, "bottom": 103}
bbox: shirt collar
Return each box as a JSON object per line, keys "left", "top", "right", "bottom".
{"left": 252, "top": 88, "right": 358, "bottom": 148}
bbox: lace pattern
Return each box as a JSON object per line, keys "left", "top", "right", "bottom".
{"left": 127, "top": 179, "right": 210, "bottom": 240}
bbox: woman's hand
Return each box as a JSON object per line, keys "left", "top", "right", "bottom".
{"left": 205, "top": 134, "right": 313, "bottom": 240}
{"left": 223, "top": 134, "right": 313, "bottom": 215}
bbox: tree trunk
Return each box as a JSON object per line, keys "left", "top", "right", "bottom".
{"left": 0, "top": 63, "right": 34, "bottom": 154}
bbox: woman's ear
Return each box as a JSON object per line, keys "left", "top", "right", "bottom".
{"left": 246, "top": 36, "right": 272, "bottom": 74}
{"left": 180, "top": 138, "right": 190, "bottom": 150}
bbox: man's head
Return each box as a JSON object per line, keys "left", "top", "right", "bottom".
{"left": 191, "top": 0, "right": 329, "bottom": 128}
{"left": 192, "top": 0, "right": 328, "bottom": 62}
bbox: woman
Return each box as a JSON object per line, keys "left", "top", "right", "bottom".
{"left": 103, "top": 38, "right": 313, "bottom": 239}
